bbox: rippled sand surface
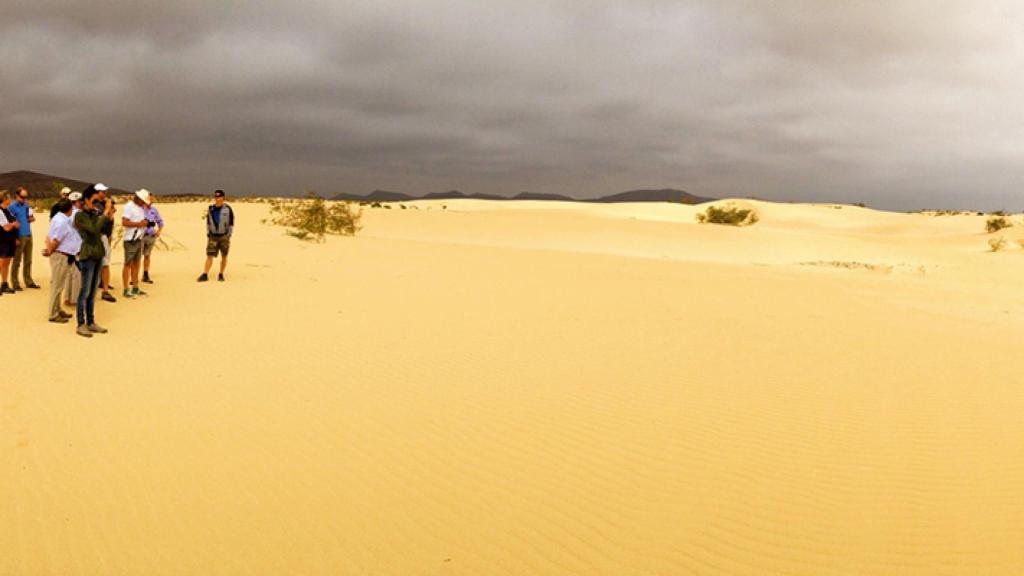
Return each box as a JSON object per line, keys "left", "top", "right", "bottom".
{"left": 4, "top": 200, "right": 1024, "bottom": 574}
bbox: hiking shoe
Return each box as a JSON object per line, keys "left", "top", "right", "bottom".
{"left": 26, "top": 283, "right": 41, "bottom": 289}
{"left": 58, "top": 310, "right": 73, "bottom": 319}
{"left": 123, "top": 289, "right": 135, "bottom": 299}
{"left": 76, "top": 325, "right": 93, "bottom": 338}
{"left": 142, "top": 273, "right": 153, "bottom": 284}
{"left": 217, "top": 273, "right": 225, "bottom": 282}
{"left": 102, "top": 291, "right": 117, "bottom": 303}
{"left": 132, "top": 287, "right": 147, "bottom": 296}
{"left": 197, "top": 273, "right": 209, "bottom": 282}
{"left": 87, "top": 324, "right": 108, "bottom": 334}
{"left": 49, "top": 316, "right": 70, "bottom": 324}
{"left": 1, "top": 283, "right": 14, "bottom": 294}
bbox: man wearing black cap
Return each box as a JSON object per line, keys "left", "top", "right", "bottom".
{"left": 198, "top": 189, "right": 234, "bottom": 282}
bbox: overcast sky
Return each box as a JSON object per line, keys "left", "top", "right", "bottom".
{"left": 2, "top": 1, "right": 1023, "bottom": 209}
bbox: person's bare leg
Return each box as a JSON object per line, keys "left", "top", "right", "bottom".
{"left": 101, "top": 266, "right": 110, "bottom": 291}
{"left": 204, "top": 256, "right": 214, "bottom": 274}
{"left": 1, "top": 259, "right": 10, "bottom": 284}
{"left": 144, "top": 254, "right": 151, "bottom": 275}
{"left": 219, "top": 256, "right": 228, "bottom": 275}
{"left": 130, "top": 260, "right": 141, "bottom": 289}
{"left": 122, "top": 263, "right": 131, "bottom": 292}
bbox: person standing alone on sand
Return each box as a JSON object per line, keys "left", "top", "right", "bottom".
{"left": 198, "top": 189, "right": 234, "bottom": 282}
{"left": 73, "top": 185, "right": 114, "bottom": 337}
{"left": 0, "top": 191, "right": 21, "bottom": 295}
{"left": 9, "top": 187, "right": 39, "bottom": 291}
{"left": 142, "top": 193, "right": 164, "bottom": 284}
{"left": 41, "top": 200, "right": 78, "bottom": 323}
{"left": 121, "top": 189, "right": 150, "bottom": 299}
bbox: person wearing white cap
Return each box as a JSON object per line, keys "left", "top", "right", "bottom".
{"left": 121, "top": 188, "right": 150, "bottom": 298}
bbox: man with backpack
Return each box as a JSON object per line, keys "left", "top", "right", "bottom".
{"left": 198, "top": 189, "right": 234, "bottom": 282}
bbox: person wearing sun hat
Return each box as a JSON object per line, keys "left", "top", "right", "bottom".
{"left": 50, "top": 187, "right": 73, "bottom": 219}
{"left": 121, "top": 188, "right": 150, "bottom": 298}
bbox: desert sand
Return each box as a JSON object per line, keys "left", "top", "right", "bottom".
{"left": 4, "top": 199, "right": 1024, "bottom": 575}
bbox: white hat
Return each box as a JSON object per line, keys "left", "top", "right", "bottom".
{"left": 94, "top": 183, "right": 109, "bottom": 192}
{"left": 68, "top": 192, "right": 83, "bottom": 201}
{"left": 60, "top": 187, "right": 72, "bottom": 196}
{"left": 136, "top": 189, "right": 152, "bottom": 204}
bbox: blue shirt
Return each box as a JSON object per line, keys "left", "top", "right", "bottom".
{"left": 8, "top": 200, "right": 31, "bottom": 237}
{"left": 48, "top": 212, "right": 82, "bottom": 256}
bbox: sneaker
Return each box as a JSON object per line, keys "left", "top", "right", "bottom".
{"left": 142, "top": 273, "right": 153, "bottom": 284}
{"left": 87, "top": 324, "right": 108, "bottom": 334}
{"left": 132, "top": 287, "right": 147, "bottom": 296}
{"left": 218, "top": 273, "right": 225, "bottom": 282}
{"left": 1, "top": 283, "right": 13, "bottom": 294}
{"left": 26, "top": 283, "right": 41, "bottom": 289}
{"left": 197, "top": 273, "right": 209, "bottom": 282}
{"left": 123, "top": 289, "right": 135, "bottom": 299}
{"left": 49, "top": 316, "right": 70, "bottom": 324}
{"left": 12, "top": 283, "right": 22, "bottom": 292}
{"left": 58, "top": 310, "right": 73, "bottom": 319}
{"left": 102, "top": 291, "right": 117, "bottom": 303}
{"left": 76, "top": 325, "right": 93, "bottom": 338}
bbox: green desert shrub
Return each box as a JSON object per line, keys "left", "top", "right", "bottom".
{"left": 264, "top": 190, "right": 362, "bottom": 242}
{"left": 989, "top": 237, "right": 1007, "bottom": 252}
{"left": 696, "top": 205, "right": 759, "bottom": 226}
{"left": 986, "top": 216, "right": 1012, "bottom": 234}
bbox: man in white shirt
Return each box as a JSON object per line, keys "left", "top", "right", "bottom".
{"left": 121, "top": 189, "right": 151, "bottom": 299}
{"left": 41, "top": 199, "right": 80, "bottom": 322}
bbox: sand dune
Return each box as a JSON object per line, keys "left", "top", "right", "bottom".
{"left": 4, "top": 200, "right": 1024, "bottom": 574}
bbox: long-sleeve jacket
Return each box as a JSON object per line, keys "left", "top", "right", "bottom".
{"left": 74, "top": 209, "right": 111, "bottom": 261}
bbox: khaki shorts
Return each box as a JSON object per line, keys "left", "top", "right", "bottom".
{"left": 123, "top": 239, "right": 144, "bottom": 263}
{"left": 101, "top": 235, "right": 111, "bottom": 267}
{"left": 206, "top": 235, "right": 230, "bottom": 257}
{"left": 143, "top": 235, "right": 158, "bottom": 257}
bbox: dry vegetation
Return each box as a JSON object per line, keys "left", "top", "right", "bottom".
{"left": 696, "top": 205, "right": 760, "bottom": 226}
{"left": 986, "top": 216, "right": 1013, "bottom": 234}
{"left": 263, "top": 191, "right": 362, "bottom": 242}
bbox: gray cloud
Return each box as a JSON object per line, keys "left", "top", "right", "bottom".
{"left": 2, "top": 0, "right": 1023, "bottom": 209}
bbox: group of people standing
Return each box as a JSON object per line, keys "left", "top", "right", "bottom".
{"left": 0, "top": 184, "right": 235, "bottom": 338}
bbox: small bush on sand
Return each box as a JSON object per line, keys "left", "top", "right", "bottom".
{"left": 264, "top": 190, "right": 362, "bottom": 242}
{"left": 986, "top": 216, "right": 1012, "bottom": 234}
{"left": 989, "top": 237, "right": 1007, "bottom": 252}
{"left": 696, "top": 205, "right": 759, "bottom": 226}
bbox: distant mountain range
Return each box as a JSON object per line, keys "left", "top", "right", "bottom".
{"left": 1, "top": 171, "right": 715, "bottom": 205}
{"left": 0, "top": 170, "right": 133, "bottom": 198}
{"left": 332, "top": 188, "right": 715, "bottom": 204}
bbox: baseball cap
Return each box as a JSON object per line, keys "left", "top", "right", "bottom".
{"left": 60, "top": 187, "right": 72, "bottom": 196}
{"left": 94, "top": 183, "right": 109, "bottom": 192}
{"left": 68, "top": 192, "right": 83, "bottom": 201}
{"left": 213, "top": 189, "right": 225, "bottom": 198}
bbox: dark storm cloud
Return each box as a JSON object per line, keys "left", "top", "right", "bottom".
{"left": 1, "top": 0, "right": 1022, "bottom": 209}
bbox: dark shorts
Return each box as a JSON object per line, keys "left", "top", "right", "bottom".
{"left": 123, "top": 239, "right": 144, "bottom": 263}
{"left": 143, "top": 235, "right": 158, "bottom": 257}
{"left": 0, "top": 240, "right": 14, "bottom": 258}
{"left": 207, "top": 235, "right": 230, "bottom": 257}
